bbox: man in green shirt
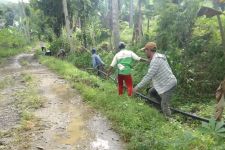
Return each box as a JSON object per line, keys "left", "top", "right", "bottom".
{"left": 108, "top": 42, "right": 148, "bottom": 96}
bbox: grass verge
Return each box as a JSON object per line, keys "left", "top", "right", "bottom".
{"left": 39, "top": 56, "right": 225, "bottom": 150}
{"left": 0, "top": 45, "right": 33, "bottom": 66}
{"left": 0, "top": 47, "right": 30, "bottom": 60}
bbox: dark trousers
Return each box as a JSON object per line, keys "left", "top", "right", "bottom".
{"left": 148, "top": 86, "right": 176, "bottom": 117}
{"left": 41, "top": 47, "right": 45, "bottom": 51}
{"left": 148, "top": 87, "right": 161, "bottom": 101}
{"left": 97, "top": 65, "right": 104, "bottom": 77}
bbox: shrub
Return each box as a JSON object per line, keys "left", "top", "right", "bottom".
{"left": 66, "top": 51, "right": 92, "bottom": 68}
{"left": 0, "top": 28, "right": 26, "bottom": 48}
{"left": 49, "top": 37, "right": 70, "bottom": 55}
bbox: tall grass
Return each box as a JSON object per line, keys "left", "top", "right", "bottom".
{"left": 0, "top": 48, "right": 27, "bottom": 59}
{"left": 0, "top": 28, "right": 28, "bottom": 60}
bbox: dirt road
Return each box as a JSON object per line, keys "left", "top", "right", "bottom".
{"left": 0, "top": 53, "right": 125, "bottom": 150}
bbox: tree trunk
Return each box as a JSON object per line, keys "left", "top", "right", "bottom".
{"left": 80, "top": 17, "right": 87, "bottom": 48}
{"left": 217, "top": 15, "right": 225, "bottom": 57}
{"left": 129, "top": 0, "right": 134, "bottom": 28}
{"left": 132, "top": 0, "right": 143, "bottom": 44}
{"left": 137, "top": 0, "right": 143, "bottom": 40}
{"left": 118, "top": 0, "right": 121, "bottom": 12}
{"left": 91, "top": 22, "right": 96, "bottom": 47}
{"left": 79, "top": 0, "right": 87, "bottom": 48}
{"left": 108, "top": 0, "right": 113, "bottom": 50}
{"left": 112, "top": 0, "right": 120, "bottom": 51}
{"left": 72, "top": 16, "right": 77, "bottom": 32}
{"left": 62, "top": 0, "right": 73, "bottom": 51}
{"left": 147, "top": 18, "right": 150, "bottom": 33}
{"left": 19, "top": 0, "right": 30, "bottom": 43}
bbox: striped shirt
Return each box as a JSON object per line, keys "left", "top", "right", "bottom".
{"left": 110, "top": 49, "right": 141, "bottom": 75}
{"left": 137, "top": 53, "right": 177, "bottom": 94}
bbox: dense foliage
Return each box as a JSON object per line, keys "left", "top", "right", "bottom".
{"left": 38, "top": 0, "right": 225, "bottom": 122}
{"left": 0, "top": 28, "right": 28, "bottom": 59}
{"left": 0, "top": 29, "right": 26, "bottom": 48}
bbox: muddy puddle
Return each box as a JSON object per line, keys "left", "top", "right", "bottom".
{"left": 0, "top": 53, "right": 126, "bottom": 150}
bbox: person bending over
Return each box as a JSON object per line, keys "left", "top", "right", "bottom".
{"left": 133, "top": 42, "right": 177, "bottom": 117}
{"left": 91, "top": 48, "right": 105, "bottom": 77}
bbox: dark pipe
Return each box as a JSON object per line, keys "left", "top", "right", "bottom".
{"left": 136, "top": 92, "right": 209, "bottom": 123}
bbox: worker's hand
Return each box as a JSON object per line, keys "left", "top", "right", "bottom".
{"left": 144, "top": 58, "right": 150, "bottom": 63}
{"left": 132, "top": 86, "right": 138, "bottom": 94}
{"left": 141, "top": 58, "right": 150, "bottom": 63}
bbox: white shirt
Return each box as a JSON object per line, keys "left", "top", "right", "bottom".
{"left": 110, "top": 49, "right": 141, "bottom": 67}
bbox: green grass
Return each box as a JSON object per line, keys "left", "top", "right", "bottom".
{"left": 0, "top": 48, "right": 27, "bottom": 60}
{"left": 20, "top": 60, "right": 29, "bottom": 66}
{"left": 0, "top": 46, "right": 31, "bottom": 67}
{"left": 14, "top": 73, "right": 43, "bottom": 147}
{"left": 39, "top": 56, "right": 225, "bottom": 149}
{"left": 15, "top": 73, "right": 43, "bottom": 110}
{"left": 0, "top": 76, "right": 14, "bottom": 89}
{"left": 21, "top": 72, "right": 33, "bottom": 83}
{"left": 14, "top": 73, "right": 43, "bottom": 132}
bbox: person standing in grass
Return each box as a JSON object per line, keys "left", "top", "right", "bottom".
{"left": 107, "top": 42, "right": 148, "bottom": 96}
{"left": 91, "top": 48, "right": 105, "bottom": 77}
{"left": 133, "top": 42, "right": 177, "bottom": 117}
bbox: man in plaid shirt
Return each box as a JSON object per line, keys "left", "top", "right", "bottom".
{"left": 133, "top": 42, "right": 177, "bottom": 117}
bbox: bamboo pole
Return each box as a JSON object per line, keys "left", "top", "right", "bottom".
{"left": 217, "top": 14, "right": 225, "bottom": 57}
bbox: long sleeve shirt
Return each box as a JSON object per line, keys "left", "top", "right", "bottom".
{"left": 92, "top": 54, "right": 104, "bottom": 68}
{"left": 137, "top": 53, "right": 177, "bottom": 94}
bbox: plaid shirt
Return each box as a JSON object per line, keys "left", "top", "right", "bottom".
{"left": 137, "top": 53, "right": 177, "bottom": 94}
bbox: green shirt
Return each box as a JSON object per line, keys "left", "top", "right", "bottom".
{"left": 110, "top": 49, "right": 141, "bottom": 75}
